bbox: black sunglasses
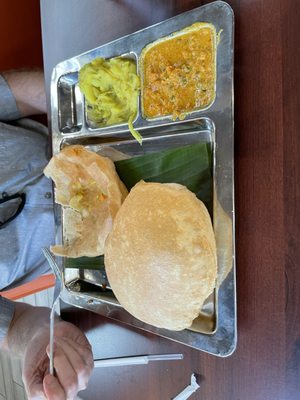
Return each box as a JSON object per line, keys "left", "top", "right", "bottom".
{"left": 0, "top": 192, "right": 26, "bottom": 229}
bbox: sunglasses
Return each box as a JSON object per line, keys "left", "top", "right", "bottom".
{"left": 0, "top": 192, "right": 26, "bottom": 229}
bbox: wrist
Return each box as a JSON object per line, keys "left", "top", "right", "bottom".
{"left": 3, "top": 69, "right": 46, "bottom": 116}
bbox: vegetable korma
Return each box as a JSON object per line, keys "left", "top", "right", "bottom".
{"left": 141, "top": 23, "right": 216, "bottom": 119}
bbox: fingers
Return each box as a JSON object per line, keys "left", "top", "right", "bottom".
{"left": 50, "top": 346, "right": 79, "bottom": 399}
{"left": 58, "top": 337, "right": 94, "bottom": 370}
{"left": 24, "top": 382, "right": 46, "bottom": 400}
{"left": 25, "top": 382, "right": 46, "bottom": 400}
{"left": 43, "top": 375, "right": 66, "bottom": 400}
{"left": 55, "top": 337, "right": 94, "bottom": 391}
{"left": 55, "top": 321, "right": 92, "bottom": 349}
{"left": 23, "top": 358, "right": 48, "bottom": 400}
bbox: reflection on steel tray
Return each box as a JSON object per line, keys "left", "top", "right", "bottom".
{"left": 50, "top": 1, "right": 235, "bottom": 356}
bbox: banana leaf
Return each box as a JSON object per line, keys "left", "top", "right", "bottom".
{"left": 66, "top": 142, "right": 213, "bottom": 269}
{"left": 65, "top": 255, "right": 105, "bottom": 270}
{"left": 115, "top": 142, "right": 213, "bottom": 210}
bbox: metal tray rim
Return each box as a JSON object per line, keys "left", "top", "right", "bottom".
{"left": 50, "top": 1, "right": 236, "bottom": 357}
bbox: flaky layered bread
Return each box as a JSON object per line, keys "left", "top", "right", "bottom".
{"left": 44, "top": 145, "right": 128, "bottom": 257}
{"left": 105, "top": 181, "right": 217, "bottom": 331}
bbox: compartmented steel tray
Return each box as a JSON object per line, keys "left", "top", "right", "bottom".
{"left": 50, "top": 1, "right": 236, "bottom": 356}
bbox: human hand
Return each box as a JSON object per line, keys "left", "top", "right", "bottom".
{"left": 22, "top": 320, "right": 94, "bottom": 400}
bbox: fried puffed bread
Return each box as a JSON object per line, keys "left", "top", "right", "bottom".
{"left": 105, "top": 181, "right": 217, "bottom": 331}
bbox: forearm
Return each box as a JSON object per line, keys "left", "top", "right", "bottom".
{"left": 4, "top": 302, "right": 50, "bottom": 357}
{"left": 3, "top": 69, "right": 46, "bottom": 116}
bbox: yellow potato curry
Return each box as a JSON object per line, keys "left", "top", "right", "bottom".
{"left": 141, "top": 23, "right": 216, "bottom": 119}
{"left": 79, "top": 57, "right": 142, "bottom": 143}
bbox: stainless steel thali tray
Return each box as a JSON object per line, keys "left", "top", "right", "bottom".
{"left": 50, "top": 1, "right": 236, "bottom": 357}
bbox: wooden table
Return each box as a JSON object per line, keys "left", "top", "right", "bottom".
{"left": 41, "top": 1, "right": 300, "bottom": 399}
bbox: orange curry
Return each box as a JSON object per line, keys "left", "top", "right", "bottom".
{"left": 141, "top": 23, "right": 216, "bottom": 119}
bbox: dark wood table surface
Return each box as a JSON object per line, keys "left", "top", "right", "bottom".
{"left": 41, "top": 0, "right": 300, "bottom": 399}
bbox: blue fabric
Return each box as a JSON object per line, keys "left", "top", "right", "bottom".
{"left": 0, "top": 296, "right": 15, "bottom": 344}
{"left": 0, "top": 74, "right": 54, "bottom": 290}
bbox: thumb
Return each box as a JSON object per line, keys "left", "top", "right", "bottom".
{"left": 43, "top": 375, "right": 66, "bottom": 400}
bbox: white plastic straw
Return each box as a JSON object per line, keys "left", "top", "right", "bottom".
{"left": 94, "top": 353, "right": 183, "bottom": 368}
{"left": 172, "top": 374, "right": 200, "bottom": 400}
